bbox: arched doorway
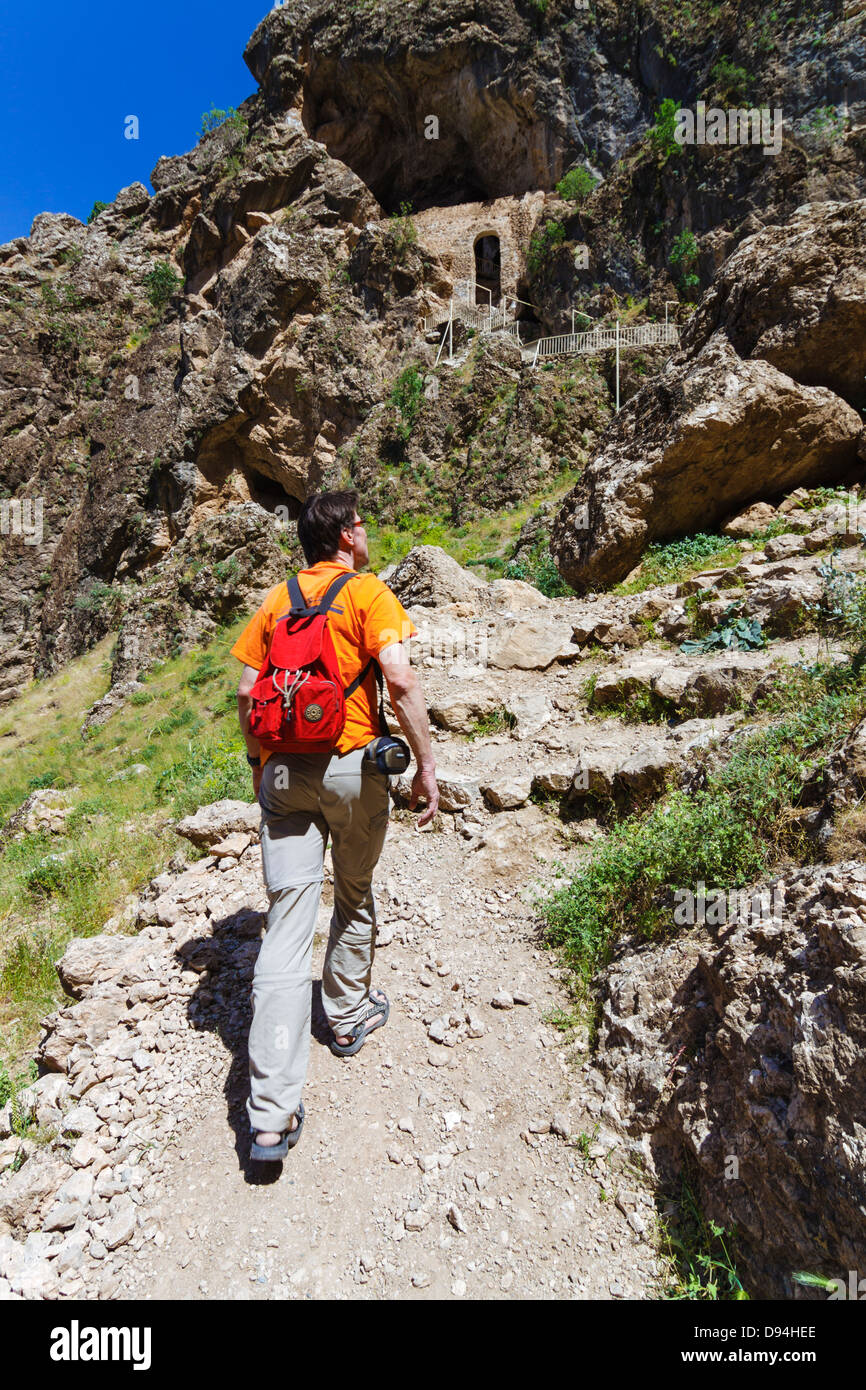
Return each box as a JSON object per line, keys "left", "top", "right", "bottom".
{"left": 474, "top": 234, "right": 501, "bottom": 307}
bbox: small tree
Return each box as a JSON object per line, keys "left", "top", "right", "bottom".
{"left": 199, "top": 105, "right": 248, "bottom": 140}
{"left": 143, "top": 261, "right": 183, "bottom": 311}
{"left": 388, "top": 202, "right": 418, "bottom": 262}
{"left": 669, "top": 229, "right": 699, "bottom": 296}
{"left": 556, "top": 167, "right": 598, "bottom": 204}
{"left": 87, "top": 201, "right": 110, "bottom": 225}
{"left": 526, "top": 220, "right": 566, "bottom": 275}
{"left": 648, "top": 98, "right": 681, "bottom": 160}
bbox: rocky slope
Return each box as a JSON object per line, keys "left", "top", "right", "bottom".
{"left": 3, "top": 0, "right": 865, "bottom": 702}
{"left": 2, "top": 526, "right": 866, "bottom": 1300}
{"left": 552, "top": 199, "right": 866, "bottom": 590}
{"left": 3, "top": 0, "right": 866, "bottom": 1305}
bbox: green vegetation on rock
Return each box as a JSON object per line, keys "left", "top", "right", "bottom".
{"left": 540, "top": 567, "right": 866, "bottom": 998}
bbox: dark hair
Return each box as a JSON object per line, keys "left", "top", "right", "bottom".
{"left": 297, "top": 490, "right": 359, "bottom": 564}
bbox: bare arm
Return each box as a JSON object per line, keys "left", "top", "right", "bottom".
{"left": 377, "top": 640, "right": 439, "bottom": 827}
{"left": 237, "top": 665, "right": 262, "bottom": 796}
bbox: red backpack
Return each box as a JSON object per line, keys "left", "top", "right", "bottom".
{"left": 247, "top": 571, "right": 388, "bottom": 754}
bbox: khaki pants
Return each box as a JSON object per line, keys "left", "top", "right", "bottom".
{"left": 246, "top": 742, "right": 390, "bottom": 1133}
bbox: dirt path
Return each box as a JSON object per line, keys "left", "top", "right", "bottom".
{"left": 94, "top": 816, "right": 658, "bottom": 1301}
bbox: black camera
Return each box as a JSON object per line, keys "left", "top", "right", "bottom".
{"left": 365, "top": 735, "right": 411, "bottom": 775}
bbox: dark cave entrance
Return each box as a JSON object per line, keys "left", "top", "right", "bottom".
{"left": 474, "top": 234, "right": 501, "bottom": 307}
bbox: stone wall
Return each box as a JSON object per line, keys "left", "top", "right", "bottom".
{"left": 411, "top": 192, "right": 546, "bottom": 300}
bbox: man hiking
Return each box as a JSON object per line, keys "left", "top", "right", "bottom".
{"left": 232, "top": 490, "right": 440, "bottom": 1162}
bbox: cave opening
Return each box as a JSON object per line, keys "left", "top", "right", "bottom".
{"left": 474, "top": 234, "right": 501, "bottom": 307}
{"left": 246, "top": 472, "right": 302, "bottom": 520}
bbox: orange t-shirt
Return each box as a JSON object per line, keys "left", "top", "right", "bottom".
{"left": 231, "top": 562, "right": 417, "bottom": 757}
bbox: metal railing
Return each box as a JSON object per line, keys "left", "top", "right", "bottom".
{"left": 422, "top": 283, "right": 534, "bottom": 336}
{"left": 525, "top": 321, "right": 680, "bottom": 364}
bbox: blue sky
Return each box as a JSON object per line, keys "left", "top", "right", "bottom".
{"left": 0, "top": 0, "right": 274, "bottom": 244}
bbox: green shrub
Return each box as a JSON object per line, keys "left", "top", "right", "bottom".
{"left": 389, "top": 365, "right": 425, "bottom": 441}
{"left": 23, "top": 848, "right": 100, "bottom": 899}
{"left": 669, "top": 228, "right": 700, "bottom": 296}
{"left": 199, "top": 105, "right": 248, "bottom": 140}
{"left": 0, "top": 1057, "right": 38, "bottom": 1137}
{"left": 504, "top": 550, "right": 573, "bottom": 598}
{"left": 660, "top": 1174, "right": 749, "bottom": 1300}
{"left": 388, "top": 202, "right": 418, "bottom": 262}
{"left": 87, "top": 201, "right": 110, "bottom": 225}
{"left": 556, "top": 168, "right": 598, "bottom": 203}
{"left": 73, "top": 580, "right": 116, "bottom": 613}
{"left": 540, "top": 677, "right": 866, "bottom": 995}
{"left": 648, "top": 98, "right": 681, "bottom": 160}
{"left": 213, "top": 557, "right": 240, "bottom": 584}
{"left": 708, "top": 57, "right": 752, "bottom": 106}
{"left": 185, "top": 653, "right": 223, "bottom": 689}
{"left": 148, "top": 708, "right": 198, "bottom": 739}
{"left": 527, "top": 220, "right": 566, "bottom": 276}
{"left": 681, "top": 606, "right": 765, "bottom": 654}
{"left": 468, "top": 707, "right": 517, "bottom": 738}
{"left": 143, "top": 261, "right": 183, "bottom": 311}
{"left": 154, "top": 736, "right": 250, "bottom": 815}
{"left": 618, "top": 532, "right": 739, "bottom": 593}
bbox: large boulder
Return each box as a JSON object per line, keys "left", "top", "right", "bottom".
{"left": 388, "top": 546, "right": 489, "bottom": 610}
{"left": 488, "top": 617, "right": 578, "bottom": 670}
{"left": 592, "top": 861, "right": 866, "bottom": 1299}
{"left": 685, "top": 200, "right": 866, "bottom": 410}
{"left": 551, "top": 335, "right": 862, "bottom": 591}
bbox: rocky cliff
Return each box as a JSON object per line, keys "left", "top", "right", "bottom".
{"left": 3, "top": 0, "right": 865, "bottom": 698}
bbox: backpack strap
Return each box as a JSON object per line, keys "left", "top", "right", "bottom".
{"left": 286, "top": 569, "right": 358, "bottom": 617}
{"left": 371, "top": 659, "right": 391, "bottom": 737}
{"left": 291, "top": 569, "right": 392, "bottom": 735}
{"left": 287, "top": 575, "right": 310, "bottom": 615}
{"left": 314, "top": 570, "right": 360, "bottom": 615}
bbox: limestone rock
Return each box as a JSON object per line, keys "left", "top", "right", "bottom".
{"left": 686, "top": 199, "right": 866, "bottom": 409}
{"left": 594, "top": 861, "right": 866, "bottom": 1299}
{"left": 552, "top": 334, "right": 862, "bottom": 591}
{"left": 0, "top": 1153, "right": 72, "bottom": 1236}
{"left": 389, "top": 546, "right": 488, "bottom": 610}
{"left": 175, "top": 800, "right": 260, "bottom": 847}
{"left": 56, "top": 935, "right": 152, "bottom": 1000}
{"left": 487, "top": 579, "right": 551, "bottom": 613}
{"left": 488, "top": 619, "right": 577, "bottom": 670}
{"left": 0, "top": 789, "right": 74, "bottom": 845}
{"left": 722, "top": 502, "right": 778, "bottom": 538}
{"left": 480, "top": 776, "right": 532, "bottom": 810}
{"left": 428, "top": 679, "right": 501, "bottom": 734}
{"left": 503, "top": 690, "right": 554, "bottom": 741}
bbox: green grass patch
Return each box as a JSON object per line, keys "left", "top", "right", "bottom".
{"left": 466, "top": 707, "right": 518, "bottom": 739}
{"left": 0, "top": 619, "right": 254, "bottom": 1062}
{"left": 658, "top": 1174, "right": 749, "bottom": 1300}
{"left": 364, "top": 472, "right": 581, "bottom": 574}
{"left": 502, "top": 548, "right": 574, "bottom": 598}
{"left": 616, "top": 533, "right": 742, "bottom": 594}
{"left": 540, "top": 667, "right": 866, "bottom": 996}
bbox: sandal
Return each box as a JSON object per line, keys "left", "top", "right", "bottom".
{"left": 329, "top": 989, "right": 390, "bottom": 1057}
{"left": 249, "top": 1101, "right": 305, "bottom": 1161}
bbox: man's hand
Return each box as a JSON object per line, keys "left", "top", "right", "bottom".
{"left": 252, "top": 766, "right": 263, "bottom": 800}
{"left": 378, "top": 641, "right": 439, "bottom": 827}
{"left": 409, "top": 765, "right": 439, "bottom": 828}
